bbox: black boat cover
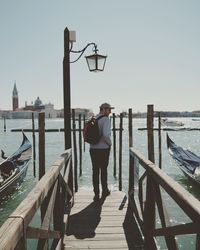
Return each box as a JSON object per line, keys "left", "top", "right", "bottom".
{"left": 167, "top": 134, "right": 200, "bottom": 174}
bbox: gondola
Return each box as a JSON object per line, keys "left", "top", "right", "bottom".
{"left": 0, "top": 132, "right": 32, "bottom": 199}
{"left": 167, "top": 133, "right": 200, "bottom": 186}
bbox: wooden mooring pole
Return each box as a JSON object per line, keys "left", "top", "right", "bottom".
{"left": 38, "top": 112, "right": 46, "bottom": 247}
{"left": 32, "top": 112, "right": 36, "bottom": 177}
{"left": 78, "top": 114, "right": 82, "bottom": 176}
{"left": 72, "top": 109, "right": 78, "bottom": 192}
{"left": 112, "top": 113, "right": 117, "bottom": 177}
{"left": 128, "top": 108, "right": 134, "bottom": 193}
{"left": 3, "top": 117, "right": 6, "bottom": 132}
{"left": 83, "top": 114, "right": 86, "bottom": 152}
{"left": 158, "top": 112, "right": 162, "bottom": 169}
{"left": 128, "top": 108, "right": 133, "bottom": 147}
{"left": 147, "top": 105, "right": 155, "bottom": 163}
{"left": 38, "top": 112, "right": 45, "bottom": 180}
{"left": 119, "top": 113, "right": 123, "bottom": 191}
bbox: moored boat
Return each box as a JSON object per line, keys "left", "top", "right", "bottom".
{"left": 192, "top": 118, "right": 200, "bottom": 121}
{"left": 161, "top": 118, "right": 184, "bottom": 127}
{"left": 167, "top": 133, "right": 200, "bottom": 186}
{"left": 0, "top": 132, "right": 32, "bottom": 199}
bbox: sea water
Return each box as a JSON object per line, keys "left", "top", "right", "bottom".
{"left": 1, "top": 117, "right": 200, "bottom": 249}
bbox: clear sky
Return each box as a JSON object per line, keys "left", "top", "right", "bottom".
{"left": 0, "top": 0, "right": 200, "bottom": 114}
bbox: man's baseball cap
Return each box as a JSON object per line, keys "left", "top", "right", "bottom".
{"left": 99, "top": 103, "right": 115, "bottom": 109}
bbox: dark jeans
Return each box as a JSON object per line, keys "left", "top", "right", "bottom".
{"left": 90, "top": 148, "right": 110, "bottom": 195}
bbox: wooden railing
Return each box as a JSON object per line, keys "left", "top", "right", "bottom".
{"left": 129, "top": 147, "right": 200, "bottom": 250}
{"left": 0, "top": 149, "right": 73, "bottom": 250}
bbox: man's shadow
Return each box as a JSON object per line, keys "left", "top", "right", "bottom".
{"left": 66, "top": 197, "right": 106, "bottom": 239}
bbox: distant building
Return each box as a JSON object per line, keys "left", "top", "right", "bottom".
{"left": 12, "top": 82, "right": 19, "bottom": 111}
{"left": 45, "top": 102, "right": 56, "bottom": 118}
{"left": 23, "top": 97, "right": 45, "bottom": 112}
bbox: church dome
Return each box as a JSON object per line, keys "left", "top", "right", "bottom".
{"left": 34, "top": 97, "right": 43, "bottom": 107}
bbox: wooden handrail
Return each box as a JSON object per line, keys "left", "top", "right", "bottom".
{"left": 0, "top": 149, "right": 72, "bottom": 250}
{"left": 129, "top": 147, "right": 200, "bottom": 250}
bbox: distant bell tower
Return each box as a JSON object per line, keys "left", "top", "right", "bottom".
{"left": 12, "top": 81, "right": 19, "bottom": 111}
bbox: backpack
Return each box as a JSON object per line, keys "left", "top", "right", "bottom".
{"left": 83, "top": 115, "right": 105, "bottom": 144}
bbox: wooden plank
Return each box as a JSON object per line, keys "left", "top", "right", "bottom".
{"left": 65, "top": 241, "right": 128, "bottom": 249}
{"left": 66, "top": 234, "right": 127, "bottom": 241}
{"left": 153, "top": 222, "right": 198, "bottom": 236}
{"left": 67, "top": 227, "right": 125, "bottom": 234}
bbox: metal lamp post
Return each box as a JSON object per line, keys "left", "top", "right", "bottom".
{"left": 63, "top": 27, "right": 71, "bottom": 150}
{"left": 63, "top": 27, "right": 107, "bottom": 150}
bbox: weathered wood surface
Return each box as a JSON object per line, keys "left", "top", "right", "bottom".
{"left": 129, "top": 147, "right": 200, "bottom": 249}
{"left": 64, "top": 190, "right": 144, "bottom": 249}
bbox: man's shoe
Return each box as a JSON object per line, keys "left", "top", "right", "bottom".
{"left": 102, "top": 189, "right": 111, "bottom": 197}
{"left": 93, "top": 194, "right": 100, "bottom": 202}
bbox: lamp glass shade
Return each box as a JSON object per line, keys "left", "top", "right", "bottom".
{"left": 85, "top": 53, "right": 107, "bottom": 72}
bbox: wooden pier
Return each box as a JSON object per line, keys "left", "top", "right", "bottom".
{"left": 64, "top": 190, "right": 143, "bottom": 249}
{"left": 1, "top": 106, "right": 200, "bottom": 249}
{"left": 1, "top": 146, "right": 200, "bottom": 249}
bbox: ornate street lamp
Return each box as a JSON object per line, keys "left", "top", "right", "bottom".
{"left": 70, "top": 42, "right": 107, "bottom": 72}
{"left": 85, "top": 46, "right": 107, "bottom": 72}
{"left": 63, "top": 27, "right": 106, "bottom": 150}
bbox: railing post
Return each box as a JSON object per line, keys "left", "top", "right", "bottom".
{"left": 15, "top": 236, "right": 26, "bottom": 250}
{"left": 143, "top": 174, "right": 157, "bottom": 250}
{"left": 68, "top": 157, "right": 74, "bottom": 203}
{"left": 196, "top": 234, "right": 200, "bottom": 249}
{"left": 144, "top": 104, "right": 156, "bottom": 249}
{"left": 129, "top": 152, "right": 134, "bottom": 194}
{"left": 52, "top": 176, "right": 64, "bottom": 249}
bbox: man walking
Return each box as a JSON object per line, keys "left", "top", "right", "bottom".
{"left": 90, "top": 103, "right": 114, "bottom": 202}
